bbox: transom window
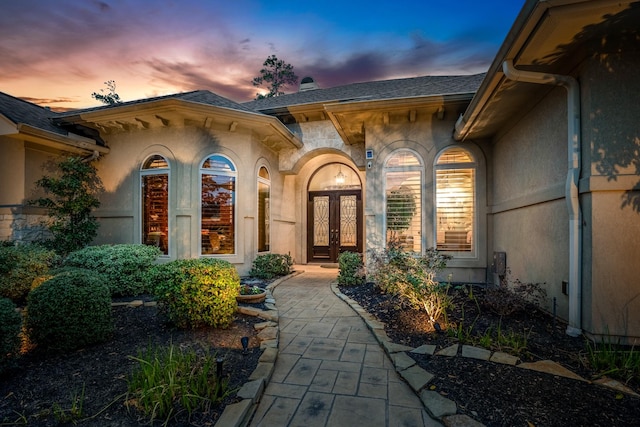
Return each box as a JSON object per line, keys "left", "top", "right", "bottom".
{"left": 258, "top": 166, "right": 270, "bottom": 252}
{"left": 141, "top": 155, "right": 169, "bottom": 255}
{"left": 384, "top": 150, "right": 422, "bottom": 252}
{"left": 435, "top": 147, "right": 476, "bottom": 254}
{"left": 201, "top": 155, "right": 236, "bottom": 255}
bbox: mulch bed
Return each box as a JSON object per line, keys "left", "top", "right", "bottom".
{"left": 0, "top": 301, "right": 263, "bottom": 426}
{"left": 340, "top": 283, "right": 640, "bottom": 427}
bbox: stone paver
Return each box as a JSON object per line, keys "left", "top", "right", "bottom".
{"left": 246, "top": 265, "right": 444, "bottom": 427}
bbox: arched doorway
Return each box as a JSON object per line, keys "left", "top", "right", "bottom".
{"left": 307, "top": 163, "right": 363, "bottom": 262}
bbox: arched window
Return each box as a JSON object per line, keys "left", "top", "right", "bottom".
{"left": 258, "top": 166, "right": 270, "bottom": 252}
{"left": 141, "top": 155, "right": 169, "bottom": 255}
{"left": 201, "top": 155, "right": 236, "bottom": 255}
{"left": 435, "top": 147, "right": 476, "bottom": 254}
{"left": 384, "top": 150, "right": 422, "bottom": 252}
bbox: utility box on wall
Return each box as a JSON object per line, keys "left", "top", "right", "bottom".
{"left": 492, "top": 252, "right": 506, "bottom": 276}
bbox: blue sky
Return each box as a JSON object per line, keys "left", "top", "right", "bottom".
{"left": 0, "top": 0, "right": 525, "bottom": 109}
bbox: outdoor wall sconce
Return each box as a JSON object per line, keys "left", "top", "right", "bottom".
{"left": 335, "top": 167, "right": 345, "bottom": 185}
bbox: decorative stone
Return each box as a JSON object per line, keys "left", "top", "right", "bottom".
{"left": 411, "top": 344, "right": 437, "bottom": 355}
{"left": 236, "top": 378, "right": 264, "bottom": 402}
{"left": 254, "top": 321, "right": 277, "bottom": 330}
{"left": 382, "top": 341, "right": 414, "bottom": 354}
{"left": 248, "top": 362, "right": 274, "bottom": 381}
{"left": 490, "top": 351, "right": 519, "bottom": 365}
{"left": 461, "top": 345, "right": 491, "bottom": 361}
{"left": 392, "top": 352, "right": 417, "bottom": 371}
{"left": 518, "top": 360, "right": 588, "bottom": 382}
{"left": 259, "top": 347, "right": 278, "bottom": 363}
{"left": 398, "top": 365, "right": 434, "bottom": 392}
{"left": 436, "top": 344, "right": 459, "bottom": 357}
{"left": 420, "top": 390, "right": 457, "bottom": 419}
{"left": 214, "top": 398, "right": 253, "bottom": 427}
{"left": 593, "top": 377, "right": 640, "bottom": 397}
{"left": 257, "top": 326, "right": 278, "bottom": 341}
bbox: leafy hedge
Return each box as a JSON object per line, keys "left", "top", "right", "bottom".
{"left": 150, "top": 258, "right": 239, "bottom": 329}
{"left": 249, "top": 253, "right": 293, "bottom": 279}
{"left": 0, "top": 298, "right": 22, "bottom": 373}
{"left": 0, "top": 243, "right": 59, "bottom": 304}
{"left": 337, "top": 252, "right": 365, "bottom": 286}
{"left": 62, "top": 244, "right": 161, "bottom": 296}
{"left": 25, "top": 270, "right": 113, "bottom": 353}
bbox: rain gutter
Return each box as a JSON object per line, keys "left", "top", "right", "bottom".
{"left": 502, "top": 59, "right": 582, "bottom": 337}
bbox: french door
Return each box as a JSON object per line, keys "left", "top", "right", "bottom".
{"left": 307, "top": 190, "right": 362, "bottom": 262}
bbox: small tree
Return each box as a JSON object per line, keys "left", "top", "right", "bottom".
{"left": 31, "top": 156, "right": 103, "bottom": 255}
{"left": 91, "top": 80, "right": 122, "bottom": 105}
{"left": 252, "top": 55, "right": 298, "bottom": 99}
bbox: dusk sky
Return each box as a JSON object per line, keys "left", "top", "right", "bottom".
{"left": 1, "top": 0, "right": 525, "bottom": 110}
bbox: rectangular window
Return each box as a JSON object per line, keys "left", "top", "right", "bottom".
{"left": 201, "top": 174, "right": 235, "bottom": 254}
{"left": 142, "top": 174, "right": 169, "bottom": 255}
{"left": 436, "top": 168, "right": 474, "bottom": 252}
{"left": 258, "top": 181, "right": 270, "bottom": 252}
{"left": 385, "top": 171, "right": 421, "bottom": 252}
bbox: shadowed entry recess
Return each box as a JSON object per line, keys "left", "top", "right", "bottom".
{"left": 307, "top": 163, "right": 362, "bottom": 263}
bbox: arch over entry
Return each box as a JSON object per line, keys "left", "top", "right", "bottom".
{"left": 307, "top": 163, "right": 363, "bottom": 263}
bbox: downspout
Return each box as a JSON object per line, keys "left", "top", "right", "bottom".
{"left": 502, "top": 59, "right": 582, "bottom": 337}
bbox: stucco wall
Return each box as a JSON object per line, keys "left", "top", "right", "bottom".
{"left": 580, "top": 52, "right": 640, "bottom": 341}
{"left": 490, "top": 88, "right": 570, "bottom": 318}
{"left": 94, "top": 124, "right": 285, "bottom": 275}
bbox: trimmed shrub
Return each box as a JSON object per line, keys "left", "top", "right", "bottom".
{"left": 151, "top": 258, "right": 239, "bottom": 329}
{"left": 0, "top": 243, "right": 59, "bottom": 304}
{"left": 25, "top": 270, "right": 113, "bottom": 352}
{"left": 63, "top": 244, "right": 161, "bottom": 297}
{"left": 337, "top": 252, "right": 365, "bottom": 286}
{"left": 249, "top": 253, "right": 293, "bottom": 280}
{"left": 0, "top": 298, "right": 23, "bottom": 373}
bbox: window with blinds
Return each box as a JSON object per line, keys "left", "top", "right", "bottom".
{"left": 385, "top": 150, "right": 422, "bottom": 253}
{"left": 141, "top": 155, "right": 169, "bottom": 255}
{"left": 435, "top": 148, "right": 475, "bottom": 253}
{"left": 258, "top": 166, "right": 270, "bottom": 253}
{"left": 201, "top": 155, "right": 236, "bottom": 255}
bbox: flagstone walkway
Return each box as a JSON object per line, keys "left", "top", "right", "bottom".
{"left": 247, "top": 265, "right": 442, "bottom": 427}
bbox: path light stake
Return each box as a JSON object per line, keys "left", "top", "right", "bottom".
{"left": 241, "top": 336, "right": 249, "bottom": 355}
{"left": 216, "top": 357, "right": 224, "bottom": 378}
{"left": 553, "top": 297, "right": 557, "bottom": 333}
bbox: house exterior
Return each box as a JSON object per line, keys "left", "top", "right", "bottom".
{"left": 0, "top": 0, "right": 638, "bottom": 343}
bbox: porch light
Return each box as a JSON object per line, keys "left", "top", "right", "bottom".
{"left": 335, "top": 168, "right": 346, "bottom": 185}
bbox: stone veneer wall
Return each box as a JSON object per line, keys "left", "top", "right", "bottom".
{"left": 0, "top": 213, "right": 51, "bottom": 243}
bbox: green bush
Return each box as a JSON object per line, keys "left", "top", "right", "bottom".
{"left": 0, "top": 243, "right": 60, "bottom": 304}
{"left": 63, "top": 244, "right": 161, "bottom": 297}
{"left": 25, "top": 270, "right": 113, "bottom": 352}
{"left": 370, "top": 244, "right": 452, "bottom": 324}
{"left": 151, "top": 258, "right": 239, "bottom": 329}
{"left": 127, "top": 343, "right": 230, "bottom": 424}
{"left": 0, "top": 298, "right": 23, "bottom": 373}
{"left": 249, "top": 253, "right": 293, "bottom": 279}
{"left": 337, "top": 252, "right": 365, "bottom": 286}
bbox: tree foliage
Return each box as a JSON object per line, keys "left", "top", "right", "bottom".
{"left": 31, "top": 156, "right": 103, "bottom": 255}
{"left": 91, "top": 80, "right": 122, "bottom": 105}
{"left": 252, "top": 55, "right": 298, "bottom": 99}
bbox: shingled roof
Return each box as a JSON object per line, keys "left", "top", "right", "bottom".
{"left": 243, "top": 73, "right": 486, "bottom": 112}
{"left": 0, "top": 91, "right": 66, "bottom": 136}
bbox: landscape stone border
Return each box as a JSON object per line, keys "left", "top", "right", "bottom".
{"left": 214, "top": 270, "right": 302, "bottom": 427}
{"left": 330, "top": 283, "right": 640, "bottom": 426}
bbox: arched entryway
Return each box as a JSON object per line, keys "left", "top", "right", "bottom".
{"left": 307, "top": 163, "right": 363, "bottom": 263}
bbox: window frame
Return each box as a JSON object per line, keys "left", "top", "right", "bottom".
{"left": 433, "top": 147, "right": 477, "bottom": 258}
{"left": 199, "top": 154, "right": 237, "bottom": 256}
{"left": 383, "top": 149, "right": 423, "bottom": 253}
{"left": 140, "top": 154, "right": 170, "bottom": 256}
{"left": 257, "top": 165, "right": 271, "bottom": 253}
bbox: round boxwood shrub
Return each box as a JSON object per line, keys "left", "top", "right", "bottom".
{"left": 151, "top": 258, "right": 239, "bottom": 329}
{"left": 337, "top": 251, "right": 365, "bottom": 286}
{"left": 0, "top": 243, "right": 59, "bottom": 304}
{"left": 63, "top": 244, "right": 161, "bottom": 297}
{"left": 25, "top": 270, "right": 113, "bottom": 352}
{"left": 0, "top": 298, "right": 23, "bottom": 373}
{"left": 248, "top": 253, "right": 293, "bottom": 280}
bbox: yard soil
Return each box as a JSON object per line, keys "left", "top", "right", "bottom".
{"left": 340, "top": 283, "right": 640, "bottom": 427}
{"left": 0, "top": 299, "right": 263, "bottom": 426}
